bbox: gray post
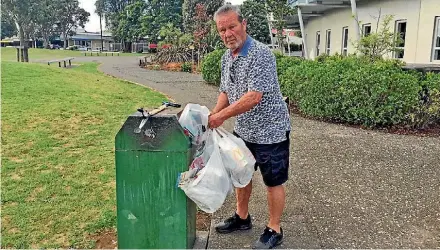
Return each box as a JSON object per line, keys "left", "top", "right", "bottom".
{"left": 266, "top": 11, "right": 275, "bottom": 47}
{"left": 298, "top": 7, "right": 308, "bottom": 59}
{"left": 350, "top": 0, "right": 361, "bottom": 42}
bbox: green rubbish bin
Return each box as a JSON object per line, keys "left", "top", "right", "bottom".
{"left": 115, "top": 109, "right": 196, "bottom": 249}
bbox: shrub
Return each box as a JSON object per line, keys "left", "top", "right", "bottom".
{"left": 353, "top": 14, "right": 404, "bottom": 61}
{"left": 181, "top": 62, "right": 193, "bottom": 73}
{"left": 407, "top": 73, "right": 440, "bottom": 128}
{"left": 272, "top": 50, "right": 284, "bottom": 62}
{"left": 276, "top": 55, "right": 303, "bottom": 79}
{"left": 154, "top": 46, "right": 191, "bottom": 64}
{"left": 280, "top": 55, "right": 422, "bottom": 127}
{"left": 201, "top": 49, "right": 226, "bottom": 85}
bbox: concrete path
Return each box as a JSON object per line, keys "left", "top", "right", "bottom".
{"left": 76, "top": 56, "right": 440, "bottom": 249}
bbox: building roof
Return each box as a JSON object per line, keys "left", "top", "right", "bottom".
{"left": 67, "top": 34, "right": 113, "bottom": 41}
{"left": 1, "top": 36, "right": 35, "bottom": 42}
{"left": 60, "top": 28, "right": 113, "bottom": 41}
{"left": 286, "top": 0, "right": 355, "bottom": 28}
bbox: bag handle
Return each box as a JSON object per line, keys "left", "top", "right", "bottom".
{"left": 216, "top": 127, "right": 230, "bottom": 138}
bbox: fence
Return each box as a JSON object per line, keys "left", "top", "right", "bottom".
{"left": 109, "top": 43, "right": 122, "bottom": 52}
{"left": 131, "top": 43, "right": 149, "bottom": 53}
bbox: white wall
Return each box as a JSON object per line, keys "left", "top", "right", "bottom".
{"left": 415, "top": 0, "right": 440, "bottom": 63}
{"left": 303, "top": 0, "right": 440, "bottom": 64}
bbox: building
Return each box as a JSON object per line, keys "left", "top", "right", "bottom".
{"left": 61, "top": 29, "right": 116, "bottom": 51}
{"left": 288, "top": 0, "right": 440, "bottom": 64}
{"left": 1, "top": 36, "right": 37, "bottom": 48}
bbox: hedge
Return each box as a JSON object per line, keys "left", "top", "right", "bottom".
{"left": 201, "top": 50, "right": 440, "bottom": 129}
{"left": 201, "top": 49, "right": 226, "bottom": 86}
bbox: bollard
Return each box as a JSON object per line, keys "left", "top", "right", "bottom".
{"left": 115, "top": 109, "right": 196, "bottom": 249}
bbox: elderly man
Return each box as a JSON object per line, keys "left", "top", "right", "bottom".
{"left": 208, "top": 4, "right": 291, "bottom": 249}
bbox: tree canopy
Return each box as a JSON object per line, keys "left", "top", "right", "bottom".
{"left": 241, "top": 0, "right": 271, "bottom": 44}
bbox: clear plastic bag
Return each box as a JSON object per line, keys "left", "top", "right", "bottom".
{"left": 213, "top": 128, "right": 256, "bottom": 188}
{"left": 178, "top": 132, "right": 232, "bottom": 213}
{"left": 178, "top": 103, "right": 210, "bottom": 146}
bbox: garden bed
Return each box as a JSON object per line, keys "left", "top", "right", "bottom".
{"left": 143, "top": 62, "right": 200, "bottom": 74}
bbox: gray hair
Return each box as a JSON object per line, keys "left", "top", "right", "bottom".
{"left": 213, "top": 4, "right": 244, "bottom": 22}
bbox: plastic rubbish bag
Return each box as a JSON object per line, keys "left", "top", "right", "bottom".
{"left": 178, "top": 103, "right": 210, "bottom": 146}
{"left": 178, "top": 131, "right": 232, "bottom": 213}
{"left": 213, "top": 128, "right": 256, "bottom": 188}
{"left": 188, "top": 129, "right": 215, "bottom": 173}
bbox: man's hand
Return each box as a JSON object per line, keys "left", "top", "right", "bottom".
{"left": 208, "top": 112, "right": 225, "bottom": 128}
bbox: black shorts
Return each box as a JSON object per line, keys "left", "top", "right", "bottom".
{"left": 233, "top": 131, "right": 290, "bottom": 187}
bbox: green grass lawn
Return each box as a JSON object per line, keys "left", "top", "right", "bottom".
{"left": 1, "top": 47, "right": 144, "bottom": 61}
{"left": 1, "top": 61, "right": 167, "bottom": 248}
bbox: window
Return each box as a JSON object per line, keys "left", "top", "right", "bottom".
{"left": 394, "top": 20, "right": 407, "bottom": 59}
{"left": 432, "top": 16, "right": 440, "bottom": 61}
{"left": 326, "top": 30, "right": 331, "bottom": 55}
{"left": 342, "top": 27, "right": 348, "bottom": 56}
{"left": 316, "top": 31, "right": 321, "bottom": 56}
{"left": 362, "top": 24, "right": 372, "bottom": 37}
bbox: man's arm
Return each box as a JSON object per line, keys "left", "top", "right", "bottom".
{"left": 208, "top": 91, "right": 262, "bottom": 128}
{"left": 217, "top": 91, "right": 262, "bottom": 120}
{"left": 211, "top": 92, "right": 230, "bottom": 114}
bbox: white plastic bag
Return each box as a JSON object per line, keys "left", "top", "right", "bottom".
{"left": 187, "top": 129, "right": 215, "bottom": 173}
{"left": 178, "top": 103, "right": 210, "bottom": 146}
{"left": 213, "top": 128, "right": 256, "bottom": 188}
{"left": 178, "top": 132, "right": 232, "bottom": 213}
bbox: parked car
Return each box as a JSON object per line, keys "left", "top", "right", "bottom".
{"left": 49, "top": 44, "right": 61, "bottom": 49}
{"left": 267, "top": 44, "right": 279, "bottom": 50}
{"left": 148, "top": 43, "right": 158, "bottom": 53}
{"left": 66, "top": 45, "right": 89, "bottom": 51}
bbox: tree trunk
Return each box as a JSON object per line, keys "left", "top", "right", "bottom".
{"left": 126, "top": 42, "right": 132, "bottom": 52}
{"left": 100, "top": 14, "right": 104, "bottom": 50}
{"left": 23, "top": 47, "right": 29, "bottom": 62}
{"left": 43, "top": 35, "right": 50, "bottom": 49}
{"left": 17, "top": 24, "right": 29, "bottom": 62}
{"left": 20, "top": 48, "right": 24, "bottom": 62}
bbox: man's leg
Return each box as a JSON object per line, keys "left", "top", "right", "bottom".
{"left": 253, "top": 134, "right": 289, "bottom": 249}
{"left": 236, "top": 180, "right": 253, "bottom": 219}
{"left": 267, "top": 184, "right": 285, "bottom": 233}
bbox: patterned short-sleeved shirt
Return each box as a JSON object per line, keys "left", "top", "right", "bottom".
{"left": 219, "top": 35, "right": 291, "bottom": 144}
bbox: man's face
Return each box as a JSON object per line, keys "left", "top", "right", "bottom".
{"left": 215, "top": 11, "right": 247, "bottom": 51}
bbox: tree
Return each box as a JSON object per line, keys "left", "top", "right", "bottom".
{"left": 95, "top": 0, "right": 135, "bottom": 43}
{"left": 33, "top": 0, "right": 60, "bottom": 48}
{"left": 182, "top": 0, "right": 223, "bottom": 33}
{"left": 1, "top": 15, "right": 17, "bottom": 40}
{"left": 95, "top": 0, "right": 106, "bottom": 49}
{"left": 193, "top": 3, "right": 210, "bottom": 66}
{"left": 266, "top": 0, "right": 296, "bottom": 54}
{"left": 57, "top": 0, "right": 90, "bottom": 49}
{"left": 114, "top": 0, "right": 147, "bottom": 44}
{"left": 142, "top": 0, "right": 184, "bottom": 42}
{"left": 241, "top": 0, "right": 270, "bottom": 44}
{"left": 159, "top": 23, "right": 183, "bottom": 45}
{"left": 2, "top": 0, "right": 44, "bottom": 62}
{"left": 95, "top": 0, "right": 134, "bottom": 28}
{"left": 353, "top": 10, "right": 404, "bottom": 61}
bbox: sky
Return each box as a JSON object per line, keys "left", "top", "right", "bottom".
{"left": 79, "top": 0, "right": 245, "bottom": 32}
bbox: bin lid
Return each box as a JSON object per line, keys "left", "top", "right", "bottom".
{"left": 115, "top": 113, "right": 190, "bottom": 152}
